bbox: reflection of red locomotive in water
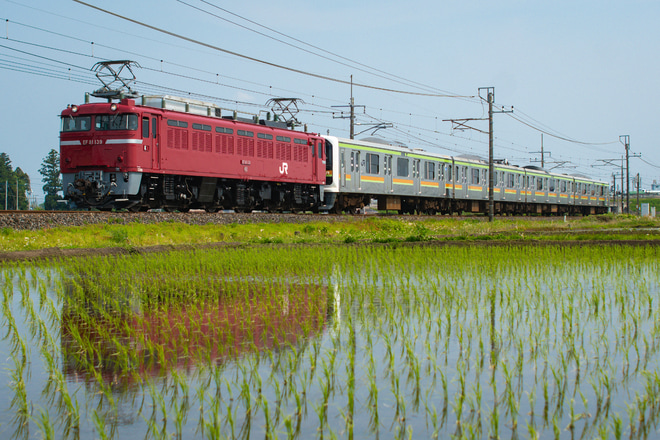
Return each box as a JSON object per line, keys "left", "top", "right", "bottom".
{"left": 61, "top": 93, "right": 331, "bottom": 212}
{"left": 61, "top": 281, "right": 331, "bottom": 382}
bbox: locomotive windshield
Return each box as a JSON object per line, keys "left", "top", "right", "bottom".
{"left": 95, "top": 114, "right": 139, "bottom": 131}
{"left": 61, "top": 116, "right": 91, "bottom": 132}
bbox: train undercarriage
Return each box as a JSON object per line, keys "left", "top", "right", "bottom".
{"left": 67, "top": 172, "right": 323, "bottom": 213}
{"left": 331, "top": 193, "right": 608, "bottom": 216}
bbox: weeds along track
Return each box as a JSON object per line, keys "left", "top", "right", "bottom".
{"left": 0, "top": 210, "right": 582, "bottom": 231}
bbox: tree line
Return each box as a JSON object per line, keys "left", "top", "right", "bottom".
{"left": 0, "top": 149, "right": 65, "bottom": 210}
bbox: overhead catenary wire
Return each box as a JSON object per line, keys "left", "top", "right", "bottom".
{"left": 176, "top": 0, "right": 472, "bottom": 98}
{"left": 3, "top": 13, "right": 619, "bottom": 157}
{"left": 0, "top": 9, "right": 640, "bottom": 180}
{"left": 73, "top": 0, "right": 471, "bottom": 98}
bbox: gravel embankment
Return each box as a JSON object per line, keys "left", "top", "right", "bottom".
{"left": 0, "top": 211, "right": 360, "bottom": 231}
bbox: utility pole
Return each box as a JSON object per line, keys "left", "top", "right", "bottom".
{"left": 531, "top": 134, "right": 551, "bottom": 168}
{"left": 479, "top": 87, "right": 513, "bottom": 222}
{"left": 621, "top": 158, "right": 625, "bottom": 213}
{"left": 444, "top": 87, "right": 512, "bottom": 222}
{"left": 620, "top": 135, "right": 630, "bottom": 214}
{"left": 332, "top": 75, "right": 365, "bottom": 140}
{"left": 612, "top": 173, "right": 617, "bottom": 212}
{"left": 636, "top": 173, "right": 640, "bottom": 214}
{"left": 618, "top": 135, "right": 641, "bottom": 214}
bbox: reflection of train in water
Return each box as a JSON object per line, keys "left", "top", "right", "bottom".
{"left": 61, "top": 93, "right": 610, "bottom": 215}
{"left": 61, "top": 280, "right": 330, "bottom": 382}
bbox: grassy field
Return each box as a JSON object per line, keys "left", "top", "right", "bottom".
{"left": 1, "top": 214, "right": 660, "bottom": 253}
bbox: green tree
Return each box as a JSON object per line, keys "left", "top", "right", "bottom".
{"left": 39, "top": 149, "right": 64, "bottom": 210}
{"left": 14, "top": 168, "right": 31, "bottom": 210}
{"left": 0, "top": 153, "right": 31, "bottom": 210}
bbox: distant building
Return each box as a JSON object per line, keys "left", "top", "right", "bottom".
{"left": 652, "top": 180, "right": 660, "bottom": 191}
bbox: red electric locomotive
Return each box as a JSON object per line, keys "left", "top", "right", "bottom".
{"left": 60, "top": 94, "right": 328, "bottom": 212}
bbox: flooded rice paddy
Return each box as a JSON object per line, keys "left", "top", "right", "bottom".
{"left": 1, "top": 244, "right": 660, "bottom": 439}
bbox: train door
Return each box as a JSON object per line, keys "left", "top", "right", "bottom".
{"left": 413, "top": 159, "right": 421, "bottom": 194}
{"left": 142, "top": 113, "right": 160, "bottom": 170}
{"left": 340, "top": 151, "right": 346, "bottom": 187}
{"left": 385, "top": 155, "right": 393, "bottom": 192}
{"left": 354, "top": 151, "right": 361, "bottom": 190}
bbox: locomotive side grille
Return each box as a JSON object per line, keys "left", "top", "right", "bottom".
{"left": 192, "top": 131, "right": 200, "bottom": 151}
{"left": 205, "top": 133, "right": 212, "bottom": 152}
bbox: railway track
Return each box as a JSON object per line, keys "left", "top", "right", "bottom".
{"left": 0, "top": 209, "right": 586, "bottom": 232}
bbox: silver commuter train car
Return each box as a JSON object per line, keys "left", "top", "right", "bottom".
{"left": 321, "top": 136, "right": 609, "bottom": 215}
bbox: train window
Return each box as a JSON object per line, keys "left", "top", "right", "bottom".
{"left": 494, "top": 171, "right": 497, "bottom": 185}
{"left": 152, "top": 117, "right": 157, "bottom": 138}
{"left": 471, "top": 168, "right": 479, "bottom": 184}
{"left": 216, "top": 126, "right": 234, "bottom": 134}
{"left": 425, "top": 162, "right": 435, "bottom": 180}
{"left": 447, "top": 165, "right": 452, "bottom": 182}
{"left": 167, "top": 119, "right": 188, "bottom": 128}
{"left": 507, "top": 174, "right": 514, "bottom": 188}
{"left": 192, "top": 123, "right": 212, "bottom": 131}
{"left": 366, "top": 153, "right": 379, "bottom": 174}
{"left": 257, "top": 133, "right": 274, "bottom": 140}
{"left": 325, "top": 141, "right": 333, "bottom": 167}
{"left": 537, "top": 178, "right": 543, "bottom": 190}
{"left": 440, "top": 163, "right": 445, "bottom": 180}
{"left": 549, "top": 179, "right": 555, "bottom": 192}
{"left": 142, "top": 117, "right": 149, "bottom": 138}
{"left": 294, "top": 138, "right": 307, "bottom": 145}
{"left": 397, "top": 158, "right": 409, "bottom": 177}
{"left": 350, "top": 152, "right": 355, "bottom": 172}
{"left": 62, "top": 115, "right": 91, "bottom": 132}
{"left": 276, "top": 136, "right": 291, "bottom": 142}
{"left": 560, "top": 181, "right": 566, "bottom": 192}
{"left": 237, "top": 130, "right": 253, "bottom": 137}
{"left": 95, "top": 114, "right": 138, "bottom": 131}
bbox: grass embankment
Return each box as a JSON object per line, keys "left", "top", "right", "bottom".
{"left": 0, "top": 214, "right": 659, "bottom": 253}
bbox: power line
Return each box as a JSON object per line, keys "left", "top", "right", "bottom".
{"left": 73, "top": 0, "right": 469, "bottom": 98}
{"left": 177, "top": 0, "right": 468, "bottom": 97}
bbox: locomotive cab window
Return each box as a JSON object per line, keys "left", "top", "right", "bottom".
{"left": 62, "top": 115, "right": 91, "bottom": 132}
{"left": 95, "top": 114, "right": 138, "bottom": 131}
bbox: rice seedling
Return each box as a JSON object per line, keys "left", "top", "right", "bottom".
{"left": 1, "top": 243, "right": 660, "bottom": 438}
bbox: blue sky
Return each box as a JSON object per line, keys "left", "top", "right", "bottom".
{"left": 1, "top": 0, "right": 659, "bottom": 203}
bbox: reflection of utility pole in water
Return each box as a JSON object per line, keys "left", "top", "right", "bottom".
{"left": 489, "top": 288, "right": 499, "bottom": 439}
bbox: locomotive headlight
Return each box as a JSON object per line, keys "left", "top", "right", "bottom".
{"left": 71, "top": 105, "right": 78, "bottom": 113}
{"left": 110, "top": 103, "right": 118, "bottom": 111}
{"left": 110, "top": 173, "right": 117, "bottom": 183}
